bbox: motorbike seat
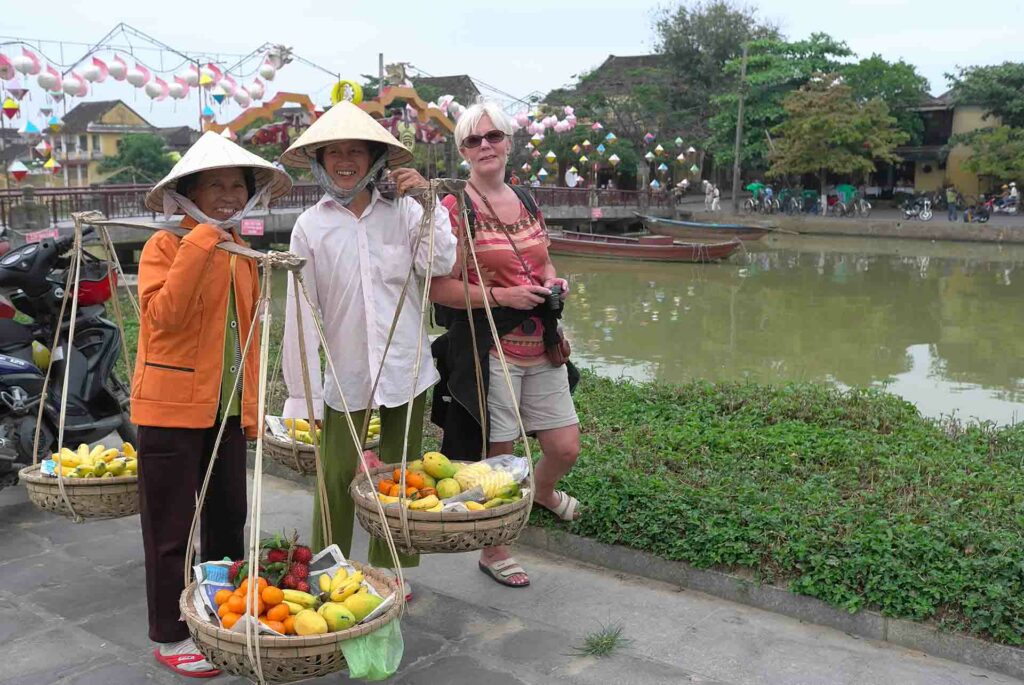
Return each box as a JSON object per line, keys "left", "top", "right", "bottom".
{"left": 0, "top": 319, "right": 36, "bottom": 364}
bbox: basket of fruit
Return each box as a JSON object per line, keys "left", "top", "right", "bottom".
{"left": 349, "top": 451, "right": 532, "bottom": 555}
{"left": 264, "top": 417, "right": 379, "bottom": 476}
{"left": 19, "top": 442, "right": 139, "bottom": 520}
{"left": 181, "top": 535, "right": 402, "bottom": 683}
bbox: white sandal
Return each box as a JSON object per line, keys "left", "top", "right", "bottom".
{"left": 540, "top": 490, "right": 580, "bottom": 521}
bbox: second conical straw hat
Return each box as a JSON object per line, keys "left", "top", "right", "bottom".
{"left": 280, "top": 100, "right": 413, "bottom": 169}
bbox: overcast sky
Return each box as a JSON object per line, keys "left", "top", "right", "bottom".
{"left": 2, "top": 0, "right": 1023, "bottom": 129}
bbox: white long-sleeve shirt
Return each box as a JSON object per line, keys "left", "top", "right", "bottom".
{"left": 282, "top": 189, "right": 457, "bottom": 419}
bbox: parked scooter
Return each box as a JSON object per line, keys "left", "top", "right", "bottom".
{"left": 0, "top": 228, "right": 135, "bottom": 489}
{"left": 963, "top": 196, "right": 992, "bottom": 223}
{"left": 901, "top": 196, "right": 933, "bottom": 221}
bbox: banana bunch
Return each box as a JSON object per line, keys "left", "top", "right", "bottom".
{"left": 367, "top": 415, "right": 380, "bottom": 441}
{"left": 46, "top": 442, "right": 137, "bottom": 479}
{"left": 284, "top": 418, "right": 323, "bottom": 445}
{"left": 454, "top": 462, "right": 493, "bottom": 491}
{"left": 374, "top": 492, "right": 443, "bottom": 512}
{"left": 281, "top": 589, "right": 320, "bottom": 614}
{"left": 313, "top": 567, "right": 368, "bottom": 603}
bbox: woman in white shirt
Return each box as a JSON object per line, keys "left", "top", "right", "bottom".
{"left": 280, "top": 102, "right": 456, "bottom": 584}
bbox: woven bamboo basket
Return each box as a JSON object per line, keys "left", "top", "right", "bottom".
{"left": 264, "top": 433, "right": 379, "bottom": 476}
{"left": 180, "top": 561, "right": 401, "bottom": 683}
{"left": 350, "top": 463, "right": 531, "bottom": 555}
{"left": 18, "top": 463, "right": 138, "bottom": 520}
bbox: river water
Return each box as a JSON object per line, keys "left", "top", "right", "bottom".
{"left": 553, "top": 234, "right": 1024, "bottom": 425}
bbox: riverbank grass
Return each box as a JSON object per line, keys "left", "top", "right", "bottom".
{"left": 543, "top": 371, "right": 1024, "bottom": 646}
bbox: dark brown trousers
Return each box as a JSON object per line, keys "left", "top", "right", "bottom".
{"left": 137, "top": 418, "right": 247, "bottom": 643}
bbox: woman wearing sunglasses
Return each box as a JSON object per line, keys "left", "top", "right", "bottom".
{"left": 430, "top": 102, "right": 582, "bottom": 588}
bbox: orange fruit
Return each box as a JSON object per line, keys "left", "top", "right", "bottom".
{"left": 262, "top": 586, "right": 284, "bottom": 607}
{"left": 283, "top": 616, "right": 295, "bottom": 635}
{"left": 387, "top": 483, "right": 401, "bottom": 497}
{"left": 256, "top": 599, "right": 266, "bottom": 616}
{"left": 379, "top": 479, "right": 395, "bottom": 495}
{"left": 218, "top": 603, "right": 232, "bottom": 618}
{"left": 267, "top": 603, "right": 290, "bottom": 622}
{"left": 265, "top": 620, "right": 286, "bottom": 634}
{"left": 257, "top": 577, "right": 269, "bottom": 591}
{"left": 404, "top": 486, "right": 419, "bottom": 498}
{"left": 222, "top": 612, "right": 241, "bottom": 629}
{"left": 214, "top": 589, "right": 233, "bottom": 606}
{"left": 391, "top": 469, "right": 425, "bottom": 489}
{"left": 226, "top": 595, "right": 246, "bottom": 615}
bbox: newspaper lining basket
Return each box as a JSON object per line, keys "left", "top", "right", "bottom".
{"left": 19, "top": 463, "right": 138, "bottom": 520}
{"left": 350, "top": 463, "right": 531, "bottom": 555}
{"left": 180, "top": 560, "right": 401, "bottom": 683}
{"left": 264, "top": 433, "right": 379, "bottom": 476}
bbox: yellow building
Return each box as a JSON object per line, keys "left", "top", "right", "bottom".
{"left": 55, "top": 100, "right": 155, "bottom": 186}
{"left": 895, "top": 92, "right": 1001, "bottom": 197}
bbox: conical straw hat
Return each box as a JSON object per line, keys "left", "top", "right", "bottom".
{"left": 145, "top": 131, "right": 293, "bottom": 213}
{"left": 280, "top": 100, "right": 413, "bottom": 169}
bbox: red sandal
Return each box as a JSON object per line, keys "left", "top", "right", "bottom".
{"left": 153, "top": 648, "right": 222, "bottom": 679}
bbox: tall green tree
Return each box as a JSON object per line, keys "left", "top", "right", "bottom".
{"left": 768, "top": 74, "right": 908, "bottom": 194}
{"left": 654, "top": 0, "right": 779, "bottom": 139}
{"left": 97, "top": 133, "right": 174, "bottom": 184}
{"left": 708, "top": 33, "right": 853, "bottom": 171}
{"left": 947, "top": 62, "right": 1024, "bottom": 127}
{"left": 842, "top": 55, "right": 930, "bottom": 144}
{"left": 956, "top": 126, "right": 1024, "bottom": 182}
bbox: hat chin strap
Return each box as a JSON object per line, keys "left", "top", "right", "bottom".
{"left": 310, "top": 153, "right": 388, "bottom": 207}
{"left": 162, "top": 184, "right": 273, "bottom": 228}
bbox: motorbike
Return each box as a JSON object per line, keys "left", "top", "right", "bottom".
{"left": 963, "top": 196, "right": 992, "bottom": 223}
{"left": 0, "top": 228, "right": 135, "bottom": 489}
{"left": 901, "top": 196, "right": 933, "bottom": 221}
{"left": 993, "top": 197, "right": 1019, "bottom": 215}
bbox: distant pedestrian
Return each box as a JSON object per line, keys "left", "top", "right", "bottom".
{"left": 946, "top": 186, "right": 959, "bottom": 221}
{"left": 711, "top": 184, "right": 721, "bottom": 212}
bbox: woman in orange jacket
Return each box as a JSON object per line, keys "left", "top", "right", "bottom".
{"left": 133, "top": 132, "right": 291, "bottom": 678}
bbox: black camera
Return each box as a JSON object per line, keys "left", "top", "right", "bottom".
{"left": 547, "top": 283, "right": 563, "bottom": 312}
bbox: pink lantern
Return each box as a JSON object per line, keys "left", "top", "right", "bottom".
{"left": 83, "top": 56, "right": 109, "bottom": 83}
{"left": 182, "top": 64, "right": 200, "bottom": 87}
{"left": 202, "top": 63, "right": 223, "bottom": 86}
{"left": 259, "top": 60, "right": 276, "bottom": 81}
{"left": 109, "top": 55, "right": 128, "bottom": 81}
{"left": 126, "top": 63, "right": 151, "bottom": 88}
{"left": 220, "top": 74, "right": 238, "bottom": 97}
{"left": 63, "top": 72, "right": 89, "bottom": 98}
{"left": 0, "top": 54, "right": 14, "bottom": 81}
{"left": 145, "top": 77, "right": 169, "bottom": 101}
{"left": 563, "top": 106, "right": 574, "bottom": 116}
{"left": 566, "top": 114, "right": 577, "bottom": 127}
{"left": 13, "top": 49, "right": 41, "bottom": 77}
{"left": 515, "top": 111, "right": 530, "bottom": 128}
{"left": 169, "top": 76, "right": 189, "bottom": 100}
{"left": 591, "top": 122, "right": 603, "bottom": 131}
{"left": 246, "top": 78, "right": 265, "bottom": 101}
{"left": 232, "top": 89, "right": 251, "bottom": 107}
{"left": 37, "top": 65, "right": 62, "bottom": 93}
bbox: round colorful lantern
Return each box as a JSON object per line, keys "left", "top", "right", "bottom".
{"left": 220, "top": 75, "right": 238, "bottom": 98}
{"left": 13, "top": 49, "right": 41, "bottom": 77}
{"left": 108, "top": 55, "right": 128, "bottom": 81}
{"left": 83, "top": 57, "right": 108, "bottom": 83}
{"left": 146, "top": 78, "right": 169, "bottom": 101}
{"left": 180, "top": 64, "right": 199, "bottom": 87}
{"left": 0, "top": 54, "right": 15, "bottom": 81}
{"left": 37, "top": 66, "right": 61, "bottom": 93}
{"left": 126, "top": 63, "right": 150, "bottom": 88}
{"left": 232, "top": 89, "right": 251, "bottom": 107}
{"left": 63, "top": 72, "right": 89, "bottom": 98}
{"left": 246, "top": 79, "right": 265, "bottom": 101}
{"left": 169, "top": 77, "right": 190, "bottom": 100}
{"left": 259, "top": 60, "right": 277, "bottom": 81}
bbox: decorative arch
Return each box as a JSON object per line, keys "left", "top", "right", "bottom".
{"left": 204, "top": 92, "right": 316, "bottom": 134}
{"left": 359, "top": 86, "right": 454, "bottom": 133}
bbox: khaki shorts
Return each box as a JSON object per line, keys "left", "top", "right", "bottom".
{"left": 487, "top": 355, "right": 579, "bottom": 443}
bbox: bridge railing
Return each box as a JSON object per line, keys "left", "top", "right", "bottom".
{"left": 1, "top": 182, "right": 673, "bottom": 227}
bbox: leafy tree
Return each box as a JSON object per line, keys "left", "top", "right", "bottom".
{"left": 956, "top": 126, "right": 1024, "bottom": 182}
{"left": 97, "top": 133, "right": 174, "bottom": 184}
{"left": 842, "top": 55, "right": 930, "bottom": 144}
{"left": 768, "top": 74, "right": 908, "bottom": 194}
{"left": 509, "top": 124, "right": 643, "bottom": 188}
{"left": 709, "top": 33, "right": 853, "bottom": 170}
{"left": 947, "top": 62, "right": 1024, "bottom": 127}
{"left": 654, "top": 0, "right": 779, "bottom": 139}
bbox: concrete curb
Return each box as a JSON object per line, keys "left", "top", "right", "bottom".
{"left": 518, "top": 526, "right": 1024, "bottom": 682}
{"left": 250, "top": 452, "right": 1024, "bottom": 681}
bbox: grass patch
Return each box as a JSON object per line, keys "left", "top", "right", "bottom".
{"left": 535, "top": 371, "right": 1024, "bottom": 646}
{"left": 573, "top": 622, "right": 629, "bottom": 658}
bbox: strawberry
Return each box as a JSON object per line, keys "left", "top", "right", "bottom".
{"left": 280, "top": 574, "right": 298, "bottom": 590}
{"left": 290, "top": 562, "right": 309, "bottom": 580}
{"left": 266, "top": 549, "right": 289, "bottom": 563}
{"left": 296, "top": 580, "right": 310, "bottom": 593}
{"left": 292, "top": 545, "right": 313, "bottom": 564}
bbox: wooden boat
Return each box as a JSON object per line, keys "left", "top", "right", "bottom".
{"left": 548, "top": 231, "right": 741, "bottom": 263}
{"left": 636, "top": 213, "right": 771, "bottom": 242}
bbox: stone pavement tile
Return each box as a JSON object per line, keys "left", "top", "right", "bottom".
{"left": 27, "top": 568, "right": 144, "bottom": 618}
{"left": 21, "top": 515, "right": 128, "bottom": 546}
{"left": 0, "top": 550, "right": 97, "bottom": 595}
{"left": 0, "top": 628, "right": 107, "bottom": 682}
{"left": 557, "top": 652, "right": 731, "bottom": 685}
{"left": 78, "top": 600, "right": 153, "bottom": 652}
{"left": 64, "top": 659, "right": 168, "bottom": 685}
{"left": 0, "top": 592, "right": 59, "bottom": 643}
{"left": 63, "top": 527, "right": 144, "bottom": 569}
{"left": 0, "top": 526, "right": 52, "bottom": 562}
{"left": 391, "top": 655, "right": 529, "bottom": 685}
{"left": 400, "top": 585, "right": 526, "bottom": 643}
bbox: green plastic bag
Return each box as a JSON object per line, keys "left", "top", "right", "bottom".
{"left": 340, "top": 621, "right": 404, "bottom": 681}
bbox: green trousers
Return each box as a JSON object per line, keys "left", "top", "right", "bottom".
{"left": 311, "top": 392, "right": 425, "bottom": 569}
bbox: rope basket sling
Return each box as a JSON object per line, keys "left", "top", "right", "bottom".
{"left": 19, "top": 213, "right": 142, "bottom": 521}
{"left": 347, "top": 179, "right": 537, "bottom": 555}
{"left": 171, "top": 240, "right": 408, "bottom": 684}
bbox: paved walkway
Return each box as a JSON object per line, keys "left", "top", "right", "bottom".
{"left": 1, "top": 474, "right": 1020, "bottom": 685}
